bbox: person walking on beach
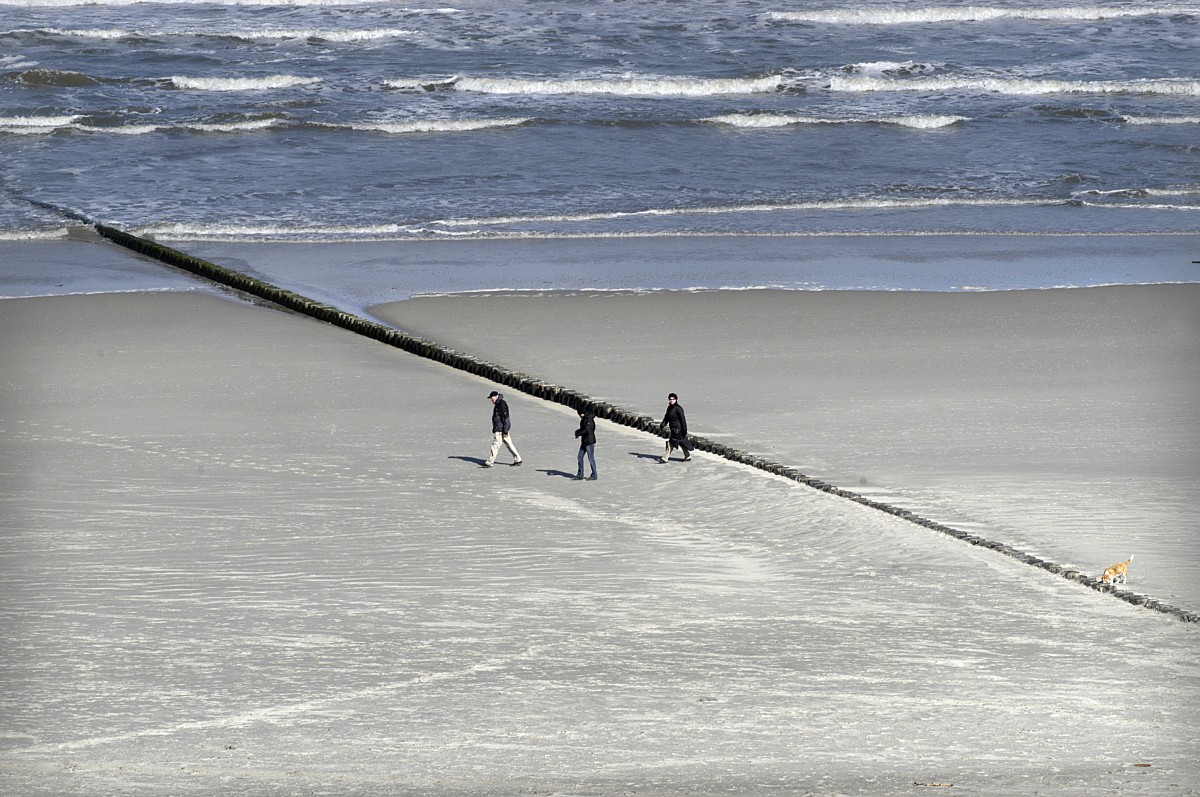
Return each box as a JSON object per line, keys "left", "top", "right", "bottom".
{"left": 659, "top": 392, "right": 692, "bottom": 463}
{"left": 574, "top": 409, "right": 598, "bottom": 480}
{"left": 484, "top": 390, "right": 523, "bottom": 468}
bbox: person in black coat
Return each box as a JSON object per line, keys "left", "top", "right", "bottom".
{"left": 659, "top": 392, "right": 692, "bottom": 463}
{"left": 484, "top": 390, "right": 523, "bottom": 467}
{"left": 574, "top": 409, "right": 598, "bottom": 480}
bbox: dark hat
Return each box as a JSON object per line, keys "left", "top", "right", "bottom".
{"left": 487, "top": 390, "right": 499, "bottom": 398}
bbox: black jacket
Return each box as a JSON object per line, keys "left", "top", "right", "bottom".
{"left": 574, "top": 413, "right": 596, "bottom": 448}
{"left": 661, "top": 402, "right": 687, "bottom": 440}
{"left": 491, "top": 395, "right": 512, "bottom": 434}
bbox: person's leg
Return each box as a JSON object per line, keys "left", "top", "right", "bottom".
{"left": 576, "top": 447, "right": 586, "bottom": 479}
{"left": 486, "top": 431, "right": 503, "bottom": 465}
{"left": 586, "top": 444, "right": 597, "bottom": 478}
{"left": 661, "top": 440, "right": 672, "bottom": 462}
{"left": 503, "top": 434, "right": 522, "bottom": 463}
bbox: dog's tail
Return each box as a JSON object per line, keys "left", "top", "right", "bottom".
{"left": 1126, "top": 554, "right": 1135, "bottom": 564}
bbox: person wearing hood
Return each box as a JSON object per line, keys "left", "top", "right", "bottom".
{"left": 574, "top": 409, "right": 598, "bottom": 480}
{"left": 659, "top": 392, "right": 692, "bottom": 463}
{"left": 484, "top": 390, "right": 523, "bottom": 468}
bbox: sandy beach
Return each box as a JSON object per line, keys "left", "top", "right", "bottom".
{"left": 378, "top": 285, "right": 1200, "bottom": 609}
{"left": 1, "top": 242, "right": 1198, "bottom": 796}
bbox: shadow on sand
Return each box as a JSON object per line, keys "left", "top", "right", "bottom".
{"left": 449, "top": 455, "right": 488, "bottom": 467}
{"left": 538, "top": 468, "right": 579, "bottom": 480}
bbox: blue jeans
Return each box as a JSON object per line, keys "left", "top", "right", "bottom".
{"left": 577, "top": 444, "right": 597, "bottom": 478}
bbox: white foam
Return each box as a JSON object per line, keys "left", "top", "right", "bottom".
{"left": 830, "top": 75, "right": 1200, "bottom": 96}
{"left": 845, "top": 61, "right": 939, "bottom": 77}
{"left": 69, "top": 119, "right": 279, "bottom": 134}
{"left": 75, "top": 123, "right": 165, "bottom": 135}
{"left": 0, "top": 228, "right": 70, "bottom": 241}
{"left": 764, "top": 5, "right": 1200, "bottom": 24}
{"left": 0, "top": 114, "right": 80, "bottom": 127}
{"left": 223, "top": 28, "right": 418, "bottom": 41}
{"left": 169, "top": 75, "right": 322, "bottom": 91}
{"left": 1122, "top": 114, "right": 1200, "bottom": 124}
{"left": 432, "top": 198, "right": 1051, "bottom": 228}
{"left": 33, "top": 27, "right": 129, "bottom": 38}
{"left": 0, "top": 115, "right": 81, "bottom": 135}
{"left": 138, "top": 222, "right": 416, "bottom": 240}
{"left": 190, "top": 119, "right": 280, "bottom": 132}
{"left": 703, "top": 113, "right": 967, "bottom": 129}
{"left": 18, "top": 26, "right": 417, "bottom": 40}
{"left": 453, "top": 74, "right": 786, "bottom": 97}
{"left": 1072, "top": 188, "right": 1148, "bottom": 197}
{"left": 325, "top": 118, "right": 531, "bottom": 134}
{"left": 1078, "top": 201, "right": 1199, "bottom": 210}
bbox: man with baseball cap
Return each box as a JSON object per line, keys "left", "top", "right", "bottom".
{"left": 484, "top": 390, "right": 523, "bottom": 468}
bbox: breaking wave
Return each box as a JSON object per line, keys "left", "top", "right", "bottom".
{"left": 221, "top": 28, "right": 417, "bottom": 41}
{"left": 703, "top": 113, "right": 968, "bottom": 129}
{"left": 764, "top": 5, "right": 1200, "bottom": 24}
{"left": 0, "top": 114, "right": 81, "bottom": 131}
{"left": 169, "top": 75, "right": 322, "bottom": 91}
{"left": 15, "top": 26, "right": 418, "bottom": 41}
{"left": 452, "top": 75, "right": 788, "bottom": 96}
{"left": 830, "top": 75, "right": 1200, "bottom": 96}
{"left": 1122, "top": 114, "right": 1200, "bottom": 124}
{"left": 431, "top": 198, "right": 1054, "bottom": 228}
{"left": 0, "top": 227, "right": 70, "bottom": 241}
{"left": 0, "top": 116, "right": 283, "bottom": 135}
{"left": 137, "top": 221, "right": 422, "bottom": 241}
{"left": 319, "top": 117, "right": 531, "bottom": 133}
{"left": 19, "top": 27, "right": 129, "bottom": 38}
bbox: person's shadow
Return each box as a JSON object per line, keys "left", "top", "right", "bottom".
{"left": 538, "top": 468, "right": 578, "bottom": 479}
{"left": 629, "top": 451, "right": 665, "bottom": 462}
{"left": 448, "top": 455, "right": 488, "bottom": 467}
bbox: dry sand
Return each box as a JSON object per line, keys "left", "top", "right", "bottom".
{"left": 1, "top": 286, "right": 1198, "bottom": 796}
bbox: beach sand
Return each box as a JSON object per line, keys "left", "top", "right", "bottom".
{"left": 377, "top": 285, "right": 1200, "bottom": 609}
{"left": 1, "top": 249, "right": 1198, "bottom": 795}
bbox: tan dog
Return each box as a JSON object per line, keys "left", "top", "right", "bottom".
{"left": 1099, "top": 554, "right": 1134, "bottom": 586}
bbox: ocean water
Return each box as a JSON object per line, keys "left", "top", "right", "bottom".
{"left": 1, "top": 0, "right": 1198, "bottom": 250}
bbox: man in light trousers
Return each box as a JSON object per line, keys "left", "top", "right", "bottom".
{"left": 484, "top": 390, "right": 523, "bottom": 468}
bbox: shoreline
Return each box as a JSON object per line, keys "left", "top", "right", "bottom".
{"left": 3, "top": 232, "right": 1199, "bottom": 304}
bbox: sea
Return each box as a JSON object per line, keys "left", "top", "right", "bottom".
{"left": 1, "top": 0, "right": 1198, "bottom": 293}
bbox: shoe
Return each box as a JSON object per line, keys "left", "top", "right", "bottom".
{"left": 659, "top": 456, "right": 668, "bottom": 463}
{"left": 512, "top": 460, "right": 523, "bottom": 466}
{"left": 682, "top": 456, "right": 692, "bottom": 462}
{"left": 481, "top": 463, "right": 493, "bottom": 468}
{"left": 575, "top": 473, "right": 585, "bottom": 480}
{"left": 588, "top": 475, "right": 598, "bottom": 481}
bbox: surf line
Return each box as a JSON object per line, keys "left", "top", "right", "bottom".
{"left": 74, "top": 218, "right": 1196, "bottom": 624}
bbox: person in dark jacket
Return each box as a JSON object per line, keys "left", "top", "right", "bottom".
{"left": 659, "top": 392, "right": 692, "bottom": 463}
{"left": 484, "top": 390, "right": 522, "bottom": 468}
{"left": 574, "top": 409, "right": 598, "bottom": 480}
